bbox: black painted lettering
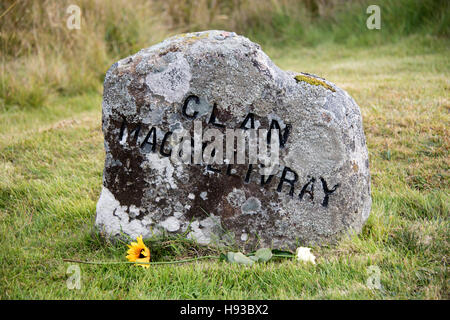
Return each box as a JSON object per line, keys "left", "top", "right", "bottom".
{"left": 118, "top": 118, "right": 141, "bottom": 143}
{"left": 267, "top": 120, "right": 291, "bottom": 147}
{"left": 244, "top": 164, "right": 253, "bottom": 183}
{"left": 178, "top": 137, "right": 193, "bottom": 159}
{"left": 208, "top": 103, "right": 225, "bottom": 128}
{"left": 140, "top": 127, "right": 157, "bottom": 152}
{"left": 182, "top": 95, "right": 200, "bottom": 119}
{"left": 240, "top": 113, "right": 255, "bottom": 130}
{"left": 260, "top": 166, "right": 274, "bottom": 185}
{"left": 119, "top": 118, "right": 126, "bottom": 140}
{"left": 203, "top": 140, "right": 221, "bottom": 172}
{"left": 277, "top": 166, "right": 298, "bottom": 197}
{"left": 160, "top": 131, "right": 172, "bottom": 157}
{"left": 261, "top": 175, "right": 274, "bottom": 185}
{"left": 299, "top": 177, "right": 316, "bottom": 201}
{"left": 206, "top": 164, "right": 221, "bottom": 173}
{"left": 320, "top": 177, "right": 339, "bottom": 207}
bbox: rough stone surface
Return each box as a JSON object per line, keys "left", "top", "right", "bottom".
{"left": 95, "top": 30, "right": 371, "bottom": 250}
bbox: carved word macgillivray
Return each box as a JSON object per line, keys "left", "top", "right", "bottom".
{"left": 115, "top": 94, "right": 340, "bottom": 207}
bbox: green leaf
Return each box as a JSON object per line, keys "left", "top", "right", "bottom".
{"left": 271, "top": 249, "right": 294, "bottom": 257}
{"left": 219, "top": 253, "right": 228, "bottom": 262}
{"left": 233, "top": 252, "right": 255, "bottom": 266}
{"left": 255, "top": 248, "right": 273, "bottom": 262}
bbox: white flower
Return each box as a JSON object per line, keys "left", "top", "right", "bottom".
{"left": 295, "top": 247, "right": 316, "bottom": 264}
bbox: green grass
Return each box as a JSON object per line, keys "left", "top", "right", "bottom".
{"left": 0, "top": 35, "right": 449, "bottom": 299}
{"left": 234, "top": 0, "right": 449, "bottom": 48}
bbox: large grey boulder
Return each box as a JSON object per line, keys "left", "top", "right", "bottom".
{"left": 95, "top": 30, "right": 371, "bottom": 250}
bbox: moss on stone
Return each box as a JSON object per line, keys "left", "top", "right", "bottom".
{"left": 295, "top": 74, "right": 336, "bottom": 92}
{"left": 175, "top": 32, "right": 210, "bottom": 44}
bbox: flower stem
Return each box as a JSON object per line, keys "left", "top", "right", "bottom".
{"left": 63, "top": 256, "right": 220, "bottom": 266}
{"left": 272, "top": 254, "right": 296, "bottom": 258}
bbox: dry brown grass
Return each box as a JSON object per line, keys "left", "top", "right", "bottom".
{"left": 1, "top": 0, "right": 168, "bottom": 108}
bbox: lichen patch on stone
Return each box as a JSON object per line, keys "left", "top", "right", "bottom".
{"left": 145, "top": 52, "right": 191, "bottom": 103}
{"left": 295, "top": 74, "right": 336, "bottom": 92}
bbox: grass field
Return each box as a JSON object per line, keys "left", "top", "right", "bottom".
{"left": 0, "top": 31, "right": 448, "bottom": 299}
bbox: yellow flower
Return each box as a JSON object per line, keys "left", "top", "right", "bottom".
{"left": 126, "top": 235, "right": 150, "bottom": 268}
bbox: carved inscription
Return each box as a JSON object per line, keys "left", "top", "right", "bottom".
{"left": 117, "top": 95, "right": 340, "bottom": 207}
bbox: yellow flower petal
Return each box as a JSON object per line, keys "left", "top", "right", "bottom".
{"left": 126, "top": 235, "right": 151, "bottom": 267}
{"left": 135, "top": 257, "right": 150, "bottom": 268}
